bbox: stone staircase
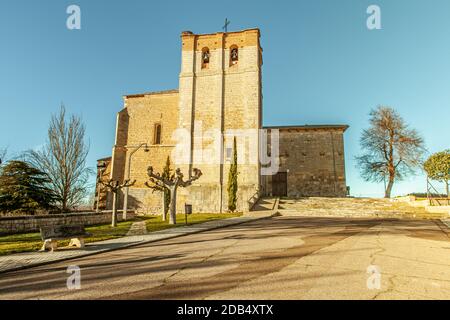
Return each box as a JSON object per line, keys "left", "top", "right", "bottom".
{"left": 251, "top": 197, "right": 278, "bottom": 211}
{"left": 277, "top": 197, "right": 449, "bottom": 219}
{"left": 126, "top": 221, "right": 147, "bottom": 236}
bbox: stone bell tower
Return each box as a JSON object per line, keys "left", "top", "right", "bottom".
{"left": 176, "top": 28, "right": 263, "bottom": 212}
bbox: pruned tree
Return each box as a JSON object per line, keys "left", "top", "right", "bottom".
{"left": 100, "top": 179, "right": 135, "bottom": 227}
{"left": 356, "top": 106, "right": 426, "bottom": 198}
{"left": 424, "top": 150, "right": 450, "bottom": 198}
{"left": 227, "top": 137, "right": 238, "bottom": 212}
{"left": 146, "top": 156, "right": 173, "bottom": 221}
{"left": 146, "top": 166, "right": 202, "bottom": 225}
{"left": 25, "top": 105, "right": 93, "bottom": 212}
{"left": 0, "top": 161, "right": 56, "bottom": 214}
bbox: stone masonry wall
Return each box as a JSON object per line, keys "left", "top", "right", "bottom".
{"left": 110, "top": 91, "right": 179, "bottom": 213}
{"left": 262, "top": 127, "right": 348, "bottom": 198}
{"left": 0, "top": 212, "right": 135, "bottom": 235}
{"left": 178, "top": 29, "right": 262, "bottom": 213}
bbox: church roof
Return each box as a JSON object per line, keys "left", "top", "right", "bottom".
{"left": 263, "top": 124, "right": 349, "bottom": 131}
{"left": 124, "top": 89, "right": 179, "bottom": 98}
{"left": 181, "top": 28, "right": 260, "bottom": 37}
{"left": 96, "top": 156, "right": 112, "bottom": 162}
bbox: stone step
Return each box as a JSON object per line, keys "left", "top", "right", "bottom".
{"left": 126, "top": 221, "right": 147, "bottom": 236}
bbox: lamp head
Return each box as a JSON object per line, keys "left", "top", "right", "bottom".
{"left": 97, "top": 161, "right": 107, "bottom": 170}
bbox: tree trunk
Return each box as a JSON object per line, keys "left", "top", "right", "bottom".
{"left": 385, "top": 178, "right": 394, "bottom": 198}
{"left": 122, "top": 187, "right": 129, "bottom": 221}
{"left": 111, "top": 191, "right": 118, "bottom": 227}
{"left": 446, "top": 180, "right": 449, "bottom": 197}
{"left": 446, "top": 180, "right": 449, "bottom": 205}
{"left": 169, "top": 186, "right": 177, "bottom": 225}
{"left": 62, "top": 196, "right": 67, "bottom": 213}
{"left": 161, "top": 191, "right": 167, "bottom": 222}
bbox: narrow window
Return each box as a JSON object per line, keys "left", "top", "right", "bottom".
{"left": 154, "top": 123, "right": 162, "bottom": 145}
{"left": 201, "top": 48, "right": 210, "bottom": 69}
{"left": 230, "top": 46, "right": 238, "bottom": 66}
{"left": 226, "top": 147, "right": 233, "bottom": 160}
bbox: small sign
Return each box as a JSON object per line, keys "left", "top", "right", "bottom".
{"left": 185, "top": 204, "right": 192, "bottom": 215}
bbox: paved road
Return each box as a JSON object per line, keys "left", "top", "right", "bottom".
{"left": 0, "top": 216, "right": 449, "bottom": 300}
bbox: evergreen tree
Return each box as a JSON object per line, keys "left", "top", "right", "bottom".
{"left": 227, "top": 137, "right": 238, "bottom": 212}
{"left": 0, "top": 161, "right": 56, "bottom": 214}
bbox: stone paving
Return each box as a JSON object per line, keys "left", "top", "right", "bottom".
{"left": 0, "top": 212, "right": 276, "bottom": 274}
{"left": 1, "top": 216, "right": 448, "bottom": 300}
{"left": 1, "top": 197, "right": 446, "bottom": 277}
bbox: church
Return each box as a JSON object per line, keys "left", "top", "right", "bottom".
{"left": 97, "top": 28, "right": 348, "bottom": 214}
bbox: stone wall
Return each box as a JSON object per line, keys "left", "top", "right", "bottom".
{"left": 95, "top": 157, "right": 112, "bottom": 210}
{"left": 393, "top": 196, "right": 450, "bottom": 215}
{"left": 0, "top": 212, "right": 135, "bottom": 235}
{"left": 262, "top": 126, "right": 348, "bottom": 198}
{"left": 110, "top": 90, "right": 179, "bottom": 212}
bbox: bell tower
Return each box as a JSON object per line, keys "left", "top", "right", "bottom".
{"left": 177, "top": 28, "right": 263, "bottom": 212}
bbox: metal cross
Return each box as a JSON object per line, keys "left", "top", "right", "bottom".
{"left": 223, "top": 18, "right": 230, "bottom": 33}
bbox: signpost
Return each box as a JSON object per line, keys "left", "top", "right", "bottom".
{"left": 185, "top": 204, "right": 192, "bottom": 225}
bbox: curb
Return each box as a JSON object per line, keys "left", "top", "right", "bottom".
{"left": 0, "top": 213, "right": 277, "bottom": 275}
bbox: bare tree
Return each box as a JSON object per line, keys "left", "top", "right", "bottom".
{"left": 0, "top": 148, "right": 7, "bottom": 165}
{"left": 26, "top": 105, "right": 92, "bottom": 211}
{"left": 356, "top": 106, "right": 426, "bottom": 198}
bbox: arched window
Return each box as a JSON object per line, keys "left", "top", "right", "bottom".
{"left": 230, "top": 46, "right": 238, "bottom": 66}
{"left": 201, "top": 47, "right": 210, "bottom": 69}
{"left": 154, "top": 123, "right": 162, "bottom": 145}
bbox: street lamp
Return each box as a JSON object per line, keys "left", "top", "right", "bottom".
{"left": 96, "top": 161, "right": 107, "bottom": 213}
{"left": 122, "top": 143, "right": 149, "bottom": 220}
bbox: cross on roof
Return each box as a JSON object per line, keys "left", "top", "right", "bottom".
{"left": 223, "top": 18, "right": 230, "bottom": 33}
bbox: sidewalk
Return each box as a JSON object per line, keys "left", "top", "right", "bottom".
{"left": 0, "top": 211, "right": 276, "bottom": 274}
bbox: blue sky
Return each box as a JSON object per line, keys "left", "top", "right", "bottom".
{"left": 0, "top": 0, "right": 449, "bottom": 197}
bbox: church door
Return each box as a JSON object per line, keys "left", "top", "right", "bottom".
{"left": 272, "top": 172, "right": 287, "bottom": 197}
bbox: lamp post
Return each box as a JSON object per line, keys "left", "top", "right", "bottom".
{"left": 122, "top": 143, "right": 149, "bottom": 220}
{"left": 96, "top": 161, "right": 107, "bottom": 213}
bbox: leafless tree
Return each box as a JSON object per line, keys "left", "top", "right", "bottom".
{"left": 26, "top": 105, "right": 93, "bottom": 211}
{"left": 356, "top": 106, "right": 426, "bottom": 198}
{"left": 0, "top": 148, "right": 6, "bottom": 165}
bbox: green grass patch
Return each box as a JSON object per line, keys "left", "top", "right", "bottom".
{"left": 0, "top": 220, "right": 134, "bottom": 256}
{"left": 143, "top": 213, "right": 243, "bottom": 233}
{"left": 0, "top": 213, "right": 241, "bottom": 256}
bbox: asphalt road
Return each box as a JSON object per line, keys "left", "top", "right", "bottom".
{"left": 0, "top": 216, "right": 449, "bottom": 300}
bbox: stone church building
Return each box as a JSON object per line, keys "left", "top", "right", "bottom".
{"left": 98, "top": 28, "right": 348, "bottom": 214}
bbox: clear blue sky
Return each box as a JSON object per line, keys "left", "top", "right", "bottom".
{"left": 0, "top": 0, "right": 449, "bottom": 197}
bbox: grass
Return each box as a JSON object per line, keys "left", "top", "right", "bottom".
{"left": 0, "top": 220, "right": 134, "bottom": 256}
{"left": 0, "top": 212, "right": 242, "bottom": 256}
{"left": 142, "top": 212, "right": 243, "bottom": 233}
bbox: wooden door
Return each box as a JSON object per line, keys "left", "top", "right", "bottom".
{"left": 272, "top": 172, "right": 287, "bottom": 197}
